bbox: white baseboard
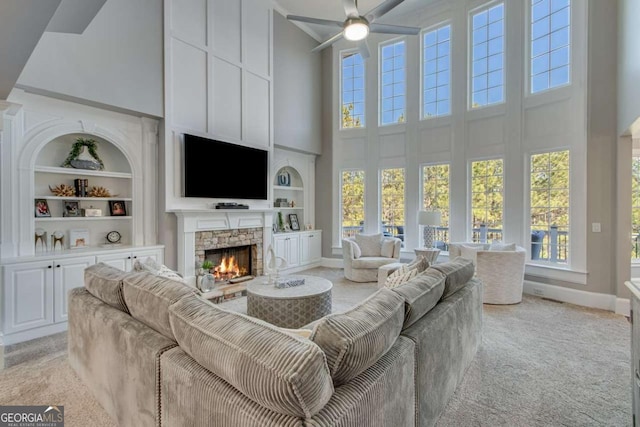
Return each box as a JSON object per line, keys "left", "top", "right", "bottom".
{"left": 1, "top": 322, "right": 68, "bottom": 346}
{"left": 321, "top": 257, "right": 343, "bottom": 269}
{"left": 524, "top": 280, "right": 629, "bottom": 315}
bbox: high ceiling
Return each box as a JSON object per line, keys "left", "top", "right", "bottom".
{"left": 274, "top": 0, "right": 433, "bottom": 41}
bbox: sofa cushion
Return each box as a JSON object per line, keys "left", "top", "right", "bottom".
{"left": 429, "top": 257, "right": 475, "bottom": 299}
{"left": 380, "top": 238, "right": 396, "bottom": 258}
{"left": 122, "top": 272, "right": 199, "bottom": 340}
{"left": 352, "top": 241, "right": 362, "bottom": 258}
{"left": 169, "top": 294, "right": 334, "bottom": 418}
{"left": 355, "top": 233, "right": 382, "bottom": 257}
{"left": 391, "top": 269, "right": 446, "bottom": 328}
{"left": 489, "top": 242, "right": 517, "bottom": 251}
{"left": 309, "top": 288, "right": 405, "bottom": 386}
{"left": 459, "top": 244, "right": 481, "bottom": 266}
{"left": 352, "top": 256, "right": 400, "bottom": 269}
{"left": 84, "top": 263, "right": 130, "bottom": 313}
{"left": 132, "top": 257, "right": 188, "bottom": 284}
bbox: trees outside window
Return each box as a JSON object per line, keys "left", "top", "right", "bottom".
{"left": 471, "top": 159, "right": 504, "bottom": 242}
{"left": 380, "top": 40, "right": 406, "bottom": 125}
{"left": 341, "top": 52, "right": 365, "bottom": 128}
{"left": 341, "top": 170, "right": 365, "bottom": 239}
{"left": 422, "top": 164, "right": 450, "bottom": 246}
{"left": 381, "top": 168, "right": 405, "bottom": 243}
{"left": 530, "top": 150, "right": 570, "bottom": 264}
{"left": 632, "top": 157, "right": 640, "bottom": 260}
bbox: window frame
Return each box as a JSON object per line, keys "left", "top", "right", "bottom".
{"left": 468, "top": 157, "right": 505, "bottom": 243}
{"left": 526, "top": 0, "right": 572, "bottom": 96}
{"left": 339, "top": 168, "right": 366, "bottom": 241}
{"left": 379, "top": 167, "right": 406, "bottom": 245}
{"left": 379, "top": 37, "right": 407, "bottom": 127}
{"left": 339, "top": 49, "right": 366, "bottom": 130}
{"left": 467, "top": 1, "right": 506, "bottom": 110}
{"left": 420, "top": 21, "right": 453, "bottom": 120}
{"left": 420, "top": 162, "right": 452, "bottom": 248}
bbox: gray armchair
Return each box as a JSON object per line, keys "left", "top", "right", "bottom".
{"left": 342, "top": 234, "right": 402, "bottom": 282}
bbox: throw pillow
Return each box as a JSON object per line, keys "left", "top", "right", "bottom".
{"left": 355, "top": 233, "right": 382, "bottom": 257}
{"left": 133, "top": 257, "right": 188, "bottom": 284}
{"left": 406, "top": 255, "right": 429, "bottom": 273}
{"left": 459, "top": 245, "right": 481, "bottom": 266}
{"left": 489, "top": 242, "right": 517, "bottom": 251}
{"left": 380, "top": 238, "right": 396, "bottom": 258}
{"left": 351, "top": 240, "right": 362, "bottom": 258}
{"left": 385, "top": 267, "right": 418, "bottom": 289}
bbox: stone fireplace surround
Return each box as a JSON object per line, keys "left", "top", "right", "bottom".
{"left": 174, "top": 210, "right": 273, "bottom": 285}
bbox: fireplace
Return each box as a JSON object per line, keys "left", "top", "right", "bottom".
{"left": 205, "top": 245, "right": 253, "bottom": 284}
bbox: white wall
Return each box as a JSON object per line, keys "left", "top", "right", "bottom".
{"left": 273, "top": 11, "right": 322, "bottom": 155}
{"left": 16, "top": 0, "right": 163, "bottom": 118}
{"left": 617, "top": 0, "right": 640, "bottom": 136}
{"left": 325, "top": 0, "right": 592, "bottom": 288}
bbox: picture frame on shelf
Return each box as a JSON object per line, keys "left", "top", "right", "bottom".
{"left": 109, "top": 200, "right": 127, "bottom": 216}
{"left": 69, "top": 228, "right": 90, "bottom": 249}
{"left": 288, "top": 213, "right": 300, "bottom": 231}
{"left": 35, "top": 199, "right": 51, "bottom": 217}
{"left": 63, "top": 200, "right": 80, "bottom": 217}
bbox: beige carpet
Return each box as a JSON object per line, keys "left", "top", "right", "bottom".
{"left": 0, "top": 267, "right": 631, "bottom": 426}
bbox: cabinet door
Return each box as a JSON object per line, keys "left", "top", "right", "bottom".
{"left": 54, "top": 256, "right": 96, "bottom": 323}
{"left": 132, "top": 248, "right": 164, "bottom": 265}
{"left": 273, "top": 236, "right": 288, "bottom": 263}
{"left": 3, "top": 261, "right": 54, "bottom": 334}
{"left": 286, "top": 234, "right": 300, "bottom": 268}
{"left": 96, "top": 252, "right": 132, "bottom": 271}
{"left": 308, "top": 232, "right": 321, "bottom": 262}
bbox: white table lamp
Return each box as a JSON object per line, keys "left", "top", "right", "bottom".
{"left": 418, "top": 211, "right": 441, "bottom": 248}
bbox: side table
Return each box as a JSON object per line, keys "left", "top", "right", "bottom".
{"left": 414, "top": 248, "right": 441, "bottom": 264}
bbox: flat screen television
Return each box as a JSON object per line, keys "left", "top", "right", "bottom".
{"left": 183, "top": 134, "right": 268, "bottom": 200}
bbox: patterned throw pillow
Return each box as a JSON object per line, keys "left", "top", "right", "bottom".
{"left": 406, "top": 255, "right": 429, "bottom": 273}
{"left": 355, "top": 233, "right": 383, "bottom": 257}
{"left": 133, "top": 257, "right": 188, "bottom": 284}
{"left": 385, "top": 265, "right": 419, "bottom": 289}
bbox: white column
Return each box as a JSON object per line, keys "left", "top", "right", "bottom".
{"left": 141, "top": 117, "right": 159, "bottom": 245}
{"left": 0, "top": 101, "right": 22, "bottom": 259}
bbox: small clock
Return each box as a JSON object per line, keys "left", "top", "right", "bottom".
{"left": 106, "top": 230, "right": 121, "bottom": 244}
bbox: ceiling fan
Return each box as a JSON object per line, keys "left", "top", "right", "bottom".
{"left": 286, "top": 0, "right": 420, "bottom": 59}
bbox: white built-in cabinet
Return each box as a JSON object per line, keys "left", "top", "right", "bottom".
{"left": 96, "top": 248, "right": 163, "bottom": 271}
{"left": 273, "top": 230, "right": 322, "bottom": 273}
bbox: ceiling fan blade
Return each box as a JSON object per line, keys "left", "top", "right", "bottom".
{"left": 369, "top": 23, "right": 420, "bottom": 35}
{"left": 311, "top": 32, "right": 345, "bottom": 53}
{"left": 286, "top": 15, "right": 344, "bottom": 28}
{"left": 364, "top": 0, "right": 404, "bottom": 22}
{"left": 357, "top": 39, "right": 370, "bottom": 59}
{"left": 343, "top": 0, "right": 360, "bottom": 18}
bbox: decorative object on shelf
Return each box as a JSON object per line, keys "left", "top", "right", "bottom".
{"left": 35, "top": 199, "right": 51, "bottom": 217}
{"left": 105, "top": 230, "right": 122, "bottom": 245}
{"left": 49, "top": 183, "right": 76, "bottom": 197}
{"left": 63, "top": 200, "right": 80, "bottom": 217}
{"left": 74, "top": 178, "right": 88, "bottom": 197}
{"left": 275, "top": 276, "right": 305, "bottom": 289}
{"left": 275, "top": 198, "right": 289, "bottom": 207}
{"left": 200, "top": 274, "right": 216, "bottom": 292}
{"left": 88, "top": 186, "right": 113, "bottom": 198}
{"left": 109, "top": 200, "right": 127, "bottom": 216}
{"left": 82, "top": 206, "right": 102, "bottom": 217}
{"left": 289, "top": 213, "right": 300, "bottom": 231}
{"left": 51, "top": 230, "right": 64, "bottom": 251}
{"left": 418, "top": 210, "right": 442, "bottom": 248}
{"left": 277, "top": 211, "right": 285, "bottom": 232}
{"left": 272, "top": 223, "right": 278, "bottom": 233}
{"left": 265, "top": 245, "right": 287, "bottom": 285}
{"left": 305, "top": 224, "right": 313, "bottom": 230}
{"left": 277, "top": 168, "right": 291, "bottom": 186}
{"left": 35, "top": 228, "right": 47, "bottom": 252}
{"left": 290, "top": 200, "right": 296, "bottom": 207}
{"left": 61, "top": 138, "right": 104, "bottom": 170}
{"left": 70, "top": 228, "right": 90, "bottom": 249}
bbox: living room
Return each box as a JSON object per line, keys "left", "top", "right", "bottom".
{"left": 0, "top": 0, "right": 639, "bottom": 425}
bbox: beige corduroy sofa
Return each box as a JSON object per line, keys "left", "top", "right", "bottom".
{"left": 68, "top": 258, "right": 482, "bottom": 427}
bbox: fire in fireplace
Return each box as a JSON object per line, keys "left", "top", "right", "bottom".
{"left": 205, "top": 245, "right": 252, "bottom": 284}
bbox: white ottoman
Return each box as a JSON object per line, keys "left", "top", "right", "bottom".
{"left": 377, "top": 262, "right": 405, "bottom": 288}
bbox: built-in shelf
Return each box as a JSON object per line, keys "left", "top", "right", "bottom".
{"left": 273, "top": 185, "right": 303, "bottom": 191}
{"left": 35, "top": 216, "right": 133, "bottom": 222}
{"left": 35, "top": 166, "right": 132, "bottom": 179}
{"left": 35, "top": 196, "right": 133, "bottom": 201}
{"left": 276, "top": 207, "right": 303, "bottom": 211}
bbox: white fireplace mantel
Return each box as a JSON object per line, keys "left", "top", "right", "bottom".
{"left": 173, "top": 209, "right": 274, "bottom": 282}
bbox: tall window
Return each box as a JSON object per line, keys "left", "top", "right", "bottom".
{"left": 530, "top": 150, "right": 570, "bottom": 264}
{"left": 530, "top": 0, "right": 570, "bottom": 93}
{"left": 422, "top": 164, "right": 450, "bottom": 247}
{"left": 341, "top": 170, "right": 365, "bottom": 239}
{"left": 380, "top": 40, "right": 406, "bottom": 125}
{"left": 380, "top": 168, "right": 405, "bottom": 242}
{"left": 341, "top": 52, "right": 365, "bottom": 128}
{"left": 632, "top": 157, "right": 640, "bottom": 260}
{"left": 470, "top": 3, "right": 504, "bottom": 108}
{"left": 422, "top": 24, "right": 451, "bottom": 118}
{"left": 471, "top": 159, "right": 504, "bottom": 243}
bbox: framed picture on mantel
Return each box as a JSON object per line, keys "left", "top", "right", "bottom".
{"left": 288, "top": 214, "right": 300, "bottom": 231}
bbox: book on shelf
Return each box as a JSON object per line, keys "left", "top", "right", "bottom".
{"left": 74, "top": 178, "right": 88, "bottom": 197}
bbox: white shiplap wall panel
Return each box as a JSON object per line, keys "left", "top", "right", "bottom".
{"left": 171, "top": 39, "right": 207, "bottom": 133}
{"left": 244, "top": 72, "right": 270, "bottom": 146}
{"left": 212, "top": 58, "right": 242, "bottom": 141}
{"left": 171, "top": 0, "right": 207, "bottom": 47}
{"left": 379, "top": 133, "right": 406, "bottom": 158}
{"left": 419, "top": 125, "right": 451, "bottom": 154}
{"left": 211, "top": 0, "right": 241, "bottom": 63}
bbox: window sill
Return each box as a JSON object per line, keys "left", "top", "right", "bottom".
{"left": 524, "top": 263, "right": 588, "bottom": 285}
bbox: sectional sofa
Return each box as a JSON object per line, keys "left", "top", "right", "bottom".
{"left": 68, "top": 257, "right": 482, "bottom": 427}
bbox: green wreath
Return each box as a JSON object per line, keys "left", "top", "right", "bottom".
{"left": 61, "top": 138, "right": 104, "bottom": 170}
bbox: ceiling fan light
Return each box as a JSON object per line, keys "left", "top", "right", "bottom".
{"left": 344, "top": 20, "right": 369, "bottom": 41}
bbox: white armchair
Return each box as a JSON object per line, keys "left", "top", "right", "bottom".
{"left": 448, "top": 242, "right": 526, "bottom": 304}
{"left": 342, "top": 234, "right": 402, "bottom": 282}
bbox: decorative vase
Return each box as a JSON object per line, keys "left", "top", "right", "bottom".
{"left": 277, "top": 169, "right": 291, "bottom": 186}
{"left": 70, "top": 146, "right": 102, "bottom": 170}
{"left": 200, "top": 274, "right": 216, "bottom": 292}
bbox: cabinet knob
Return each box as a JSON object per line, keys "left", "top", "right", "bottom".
{"left": 127, "top": 256, "right": 132, "bottom": 259}
{"left": 56, "top": 264, "right": 60, "bottom": 268}
{"left": 48, "top": 265, "right": 52, "bottom": 269}
{"left": 133, "top": 256, "right": 137, "bottom": 259}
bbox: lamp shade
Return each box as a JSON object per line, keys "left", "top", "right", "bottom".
{"left": 418, "top": 210, "right": 441, "bottom": 226}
